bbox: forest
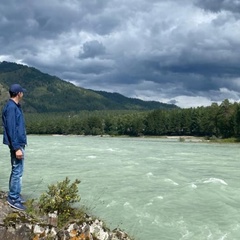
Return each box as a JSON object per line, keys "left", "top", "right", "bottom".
{"left": 19, "top": 99, "right": 240, "bottom": 140}
{"left": 1, "top": 62, "right": 239, "bottom": 140}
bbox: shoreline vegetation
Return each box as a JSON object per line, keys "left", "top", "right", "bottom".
{"left": 21, "top": 100, "right": 240, "bottom": 141}
{"left": 0, "top": 178, "right": 134, "bottom": 240}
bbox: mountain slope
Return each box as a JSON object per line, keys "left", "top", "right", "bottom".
{"left": 0, "top": 61, "right": 178, "bottom": 112}
{"left": 94, "top": 90, "right": 177, "bottom": 110}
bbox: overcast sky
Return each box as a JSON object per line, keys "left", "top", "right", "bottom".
{"left": 0, "top": 0, "right": 240, "bottom": 108}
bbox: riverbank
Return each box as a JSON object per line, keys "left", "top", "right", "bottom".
{"left": 130, "top": 135, "right": 240, "bottom": 143}
{"left": 51, "top": 134, "right": 240, "bottom": 143}
{"left": 0, "top": 191, "right": 134, "bottom": 240}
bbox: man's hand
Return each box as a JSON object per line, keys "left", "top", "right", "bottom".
{"left": 15, "top": 149, "right": 23, "bottom": 159}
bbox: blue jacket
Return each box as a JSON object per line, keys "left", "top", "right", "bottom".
{"left": 2, "top": 99, "right": 27, "bottom": 150}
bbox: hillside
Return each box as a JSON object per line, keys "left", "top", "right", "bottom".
{"left": 0, "top": 61, "right": 178, "bottom": 113}
{"left": 94, "top": 90, "right": 175, "bottom": 110}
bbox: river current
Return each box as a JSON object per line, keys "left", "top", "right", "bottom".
{"left": 0, "top": 135, "right": 239, "bottom": 240}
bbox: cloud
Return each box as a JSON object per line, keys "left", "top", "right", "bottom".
{"left": 79, "top": 40, "right": 106, "bottom": 59}
{"left": 0, "top": 0, "right": 240, "bottom": 108}
{"left": 194, "top": 0, "right": 240, "bottom": 13}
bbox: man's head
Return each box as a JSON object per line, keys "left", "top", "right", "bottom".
{"left": 9, "top": 84, "right": 26, "bottom": 99}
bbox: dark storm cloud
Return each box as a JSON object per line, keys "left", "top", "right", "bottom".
{"left": 0, "top": 0, "right": 240, "bottom": 107}
{"left": 79, "top": 40, "right": 106, "bottom": 59}
{"left": 194, "top": 0, "right": 240, "bottom": 13}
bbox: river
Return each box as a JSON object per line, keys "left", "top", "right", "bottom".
{"left": 0, "top": 135, "right": 239, "bottom": 240}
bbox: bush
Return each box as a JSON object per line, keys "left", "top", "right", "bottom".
{"left": 38, "top": 177, "right": 81, "bottom": 225}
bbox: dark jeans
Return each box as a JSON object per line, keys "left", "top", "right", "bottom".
{"left": 8, "top": 146, "right": 25, "bottom": 200}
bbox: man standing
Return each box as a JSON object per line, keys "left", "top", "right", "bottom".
{"left": 2, "top": 83, "right": 27, "bottom": 211}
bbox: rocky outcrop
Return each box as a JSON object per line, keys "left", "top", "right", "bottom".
{"left": 0, "top": 191, "right": 133, "bottom": 240}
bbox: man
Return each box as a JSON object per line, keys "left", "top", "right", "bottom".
{"left": 2, "top": 83, "right": 27, "bottom": 211}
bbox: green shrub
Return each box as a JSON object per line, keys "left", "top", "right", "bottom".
{"left": 38, "top": 177, "right": 81, "bottom": 225}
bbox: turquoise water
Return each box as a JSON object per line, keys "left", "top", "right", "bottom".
{"left": 0, "top": 135, "right": 239, "bottom": 240}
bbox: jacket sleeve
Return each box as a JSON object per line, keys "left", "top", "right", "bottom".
{"left": 5, "top": 106, "right": 21, "bottom": 151}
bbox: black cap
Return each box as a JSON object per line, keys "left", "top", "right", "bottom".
{"left": 9, "top": 84, "right": 26, "bottom": 93}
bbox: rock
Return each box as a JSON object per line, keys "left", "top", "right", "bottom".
{"left": 0, "top": 191, "right": 133, "bottom": 240}
{"left": 48, "top": 211, "right": 58, "bottom": 227}
{"left": 16, "top": 224, "right": 32, "bottom": 240}
{"left": 112, "top": 228, "right": 130, "bottom": 239}
{"left": 89, "top": 219, "right": 109, "bottom": 240}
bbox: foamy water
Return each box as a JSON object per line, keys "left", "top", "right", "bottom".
{"left": 0, "top": 135, "right": 239, "bottom": 240}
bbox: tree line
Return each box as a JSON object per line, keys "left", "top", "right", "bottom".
{"left": 4, "top": 99, "right": 239, "bottom": 139}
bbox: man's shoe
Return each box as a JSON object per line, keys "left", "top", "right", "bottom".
{"left": 19, "top": 196, "right": 26, "bottom": 203}
{"left": 7, "top": 197, "right": 26, "bottom": 211}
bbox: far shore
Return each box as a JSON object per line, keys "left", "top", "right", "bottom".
{"left": 44, "top": 134, "right": 240, "bottom": 144}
